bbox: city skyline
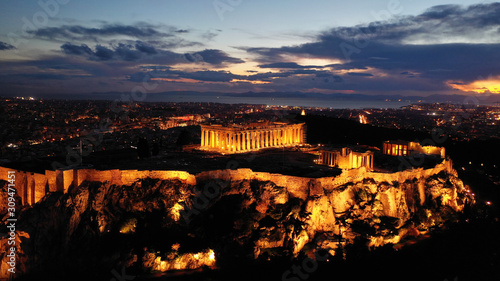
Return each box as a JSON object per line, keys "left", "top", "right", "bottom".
{"left": 1, "top": 0, "right": 500, "bottom": 98}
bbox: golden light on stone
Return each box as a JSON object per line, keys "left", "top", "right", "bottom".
{"left": 318, "top": 147, "right": 374, "bottom": 170}
{"left": 200, "top": 122, "right": 306, "bottom": 153}
{"left": 383, "top": 140, "right": 445, "bottom": 158}
{"left": 152, "top": 249, "right": 216, "bottom": 272}
{"left": 170, "top": 203, "right": 184, "bottom": 221}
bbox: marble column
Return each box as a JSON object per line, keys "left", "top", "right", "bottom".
{"left": 236, "top": 133, "right": 240, "bottom": 151}
{"left": 201, "top": 129, "right": 205, "bottom": 146}
{"left": 257, "top": 131, "right": 261, "bottom": 149}
{"left": 243, "top": 133, "right": 247, "bottom": 151}
{"left": 240, "top": 133, "right": 244, "bottom": 151}
{"left": 204, "top": 130, "right": 208, "bottom": 147}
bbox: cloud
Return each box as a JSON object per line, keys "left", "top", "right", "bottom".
{"left": 7, "top": 3, "right": 500, "bottom": 96}
{"left": 258, "top": 62, "right": 322, "bottom": 69}
{"left": 61, "top": 43, "right": 93, "bottom": 55}
{"left": 347, "top": 72, "right": 373, "bottom": 77}
{"left": 128, "top": 68, "right": 241, "bottom": 83}
{"left": 29, "top": 22, "right": 201, "bottom": 50}
{"left": 128, "top": 66, "right": 343, "bottom": 85}
{"left": 135, "top": 41, "right": 157, "bottom": 55}
{"left": 201, "top": 29, "right": 221, "bottom": 41}
{"left": 184, "top": 49, "right": 244, "bottom": 65}
{"left": 244, "top": 2, "right": 500, "bottom": 92}
{"left": 60, "top": 41, "right": 177, "bottom": 63}
{"left": 31, "top": 23, "right": 169, "bottom": 41}
{"left": 88, "top": 45, "right": 113, "bottom": 61}
{"left": 0, "top": 41, "right": 15, "bottom": 50}
{"left": 59, "top": 41, "right": 242, "bottom": 67}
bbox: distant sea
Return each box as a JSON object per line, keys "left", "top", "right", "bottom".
{"left": 147, "top": 94, "right": 412, "bottom": 109}
{"left": 32, "top": 91, "right": 500, "bottom": 109}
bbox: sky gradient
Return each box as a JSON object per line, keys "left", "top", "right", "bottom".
{"left": 1, "top": 0, "right": 500, "bottom": 98}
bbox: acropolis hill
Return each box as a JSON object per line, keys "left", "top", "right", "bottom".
{"left": 0, "top": 153, "right": 473, "bottom": 278}
{"left": 0, "top": 138, "right": 451, "bottom": 207}
{"left": 0, "top": 124, "right": 475, "bottom": 279}
{"left": 0, "top": 157, "right": 458, "bottom": 206}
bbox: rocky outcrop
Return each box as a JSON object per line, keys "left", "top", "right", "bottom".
{"left": 0, "top": 160, "right": 473, "bottom": 279}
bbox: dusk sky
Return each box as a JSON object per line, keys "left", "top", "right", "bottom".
{"left": 1, "top": 0, "right": 500, "bottom": 98}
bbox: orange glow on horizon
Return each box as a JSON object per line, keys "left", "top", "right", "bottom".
{"left": 151, "top": 77, "right": 222, "bottom": 84}
{"left": 448, "top": 78, "right": 500, "bottom": 94}
{"left": 230, "top": 79, "right": 271, "bottom": 84}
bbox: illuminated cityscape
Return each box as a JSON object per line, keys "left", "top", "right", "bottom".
{"left": 1, "top": 1, "right": 500, "bottom": 281}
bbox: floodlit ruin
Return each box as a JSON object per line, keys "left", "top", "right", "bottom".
{"left": 200, "top": 122, "right": 306, "bottom": 153}
{"left": 0, "top": 137, "right": 474, "bottom": 278}
{"left": 383, "top": 140, "right": 445, "bottom": 158}
{"left": 317, "top": 147, "right": 374, "bottom": 170}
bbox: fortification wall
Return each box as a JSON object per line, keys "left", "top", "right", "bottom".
{"left": 0, "top": 159, "right": 455, "bottom": 206}
{"left": 196, "top": 169, "right": 314, "bottom": 200}
{"left": 0, "top": 167, "right": 48, "bottom": 205}
{"left": 0, "top": 167, "right": 197, "bottom": 206}
{"left": 197, "top": 159, "right": 455, "bottom": 199}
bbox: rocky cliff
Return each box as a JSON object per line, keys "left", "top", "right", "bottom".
{"left": 0, "top": 162, "right": 473, "bottom": 280}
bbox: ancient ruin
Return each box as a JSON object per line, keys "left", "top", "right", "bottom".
{"left": 317, "top": 147, "right": 374, "bottom": 170}
{"left": 383, "top": 140, "right": 445, "bottom": 158}
{"left": 200, "top": 122, "right": 306, "bottom": 153}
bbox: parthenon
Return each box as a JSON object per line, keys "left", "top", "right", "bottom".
{"left": 200, "top": 122, "right": 306, "bottom": 153}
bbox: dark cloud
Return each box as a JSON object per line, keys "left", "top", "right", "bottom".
{"left": 31, "top": 23, "right": 168, "bottom": 41}
{"left": 93, "top": 45, "right": 114, "bottom": 61}
{"left": 417, "top": 3, "right": 500, "bottom": 29}
{"left": 0, "top": 41, "right": 15, "bottom": 50}
{"left": 29, "top": 23, "right": 201, "bottom": 50}
{"left": 128, "top": 66, "right": 343, "bottom": 85}
{"left": 184, "top": 49, "right": 244, "bottom": 65}
{"left": 60, "top": 41, "right": 182, "bottom": 63}
{"left": 245, "top": 2, "right": 500, "bottom": 89}
{"left": 60, "top": 41, "right": 242, "bottom": 66}
{"left": 8, "top": 3, "right": 500, "bottom": 96}
{"left": 347, "top": 72, "right": 373, "bottom": 77}
{"left": 419, "top": 4, "right": 462, "bottom": 19}
{"left": 135, "top": 41, "right": 157, "bottom": 54}
{"left": 0, "top": 73, "right": 74, "bottom": 85}
{"left": 61, "top": 43, "right": 93, "bottom": 55}
{"left": 128, "top": 68, "right": 241, "bottom": 83}
{"left": 114, "top": 43, "right": 144, "bottom": 61}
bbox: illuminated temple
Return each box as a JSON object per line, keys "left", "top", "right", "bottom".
{"left": 383, "top": 140, "right": 445, "bottom": 158}
{"left": 318, "top": 147, "right": 374, "bottom": 170}
{"left": 200, "top": 122, "right": 306, "bottom": 153}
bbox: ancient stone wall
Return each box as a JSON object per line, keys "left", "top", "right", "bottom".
{"left": 0, "top": 167, "right": 195, "bottom": 206}
{"left": 0, "top": 159, "right": 455, "bottom": 206}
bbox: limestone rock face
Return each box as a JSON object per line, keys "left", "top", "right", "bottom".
{"left": 0, "top": 181, "right": 22, "bottom": 219}
{"left": 0, "top": 164, "right": 473, "bottom": 278}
